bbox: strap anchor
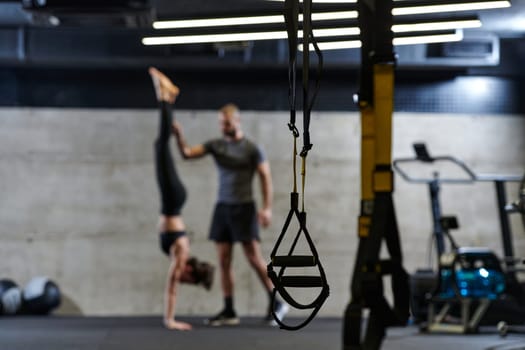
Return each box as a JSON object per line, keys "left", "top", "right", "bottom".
{"left": 288, "top": 123, "right": 299, "bottom": 137}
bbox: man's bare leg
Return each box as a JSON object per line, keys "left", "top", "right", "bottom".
{"left": 217, "top": 242, "right": 234, "bottom": 298}
{"left": 242, "top": 240, "right": 289, "bottom": 324}
{"left": 241, "top": 240, "right": 273, "bottom": 290}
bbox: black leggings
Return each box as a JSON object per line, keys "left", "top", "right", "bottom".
{"left": 154, "top": 101, "right": 187, "bottom": 216}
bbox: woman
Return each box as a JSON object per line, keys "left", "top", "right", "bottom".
{"left": 149, "top": 67, "right": 213, "bottom": 330}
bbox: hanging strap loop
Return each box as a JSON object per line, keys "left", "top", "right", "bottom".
{"left": 267, "top": 193, "right": 330, "bottom": 330}
{"left": 267, "top": 0, "right": 329, "bottom": 331}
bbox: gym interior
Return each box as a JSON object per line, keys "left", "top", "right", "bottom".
{"left": 0, "top": 1, "right": 524, "bottom": 349}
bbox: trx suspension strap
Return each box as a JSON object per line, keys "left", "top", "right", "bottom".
{"left": 517, "top": 174, "right": 525, "bottom": 228}
{"left": 267, "top": 0, "right": 329, "bottom": 331}
{"left": 343, "top": 1, "right": 410, "bottom": 349}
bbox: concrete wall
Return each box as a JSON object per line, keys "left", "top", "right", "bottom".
{"left": 0, "top": 107, "right": 524, "bottom": 317}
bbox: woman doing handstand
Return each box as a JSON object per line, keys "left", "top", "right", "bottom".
{"left": 149, "top": 67, "right": 214, "bottom": 330}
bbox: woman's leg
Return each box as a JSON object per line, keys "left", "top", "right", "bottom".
{"left": 150, "top": 67, "right": 187, "bottom": 221}
{"left": 150, "top": 67, "right": 187, "bottom": 230}
{"left": 164, "top": 236, "right": 192, "bottom": 330}
{"left": 153, "top": 103, "right": 187, "bottom": 219}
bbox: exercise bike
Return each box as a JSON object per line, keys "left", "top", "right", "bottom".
{"left": 393, "top": 143, "right": 525, "bottom": 334}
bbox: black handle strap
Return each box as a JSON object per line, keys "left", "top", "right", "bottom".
{"left": 516, "top": 174, "right": 525, "bottom": 228}
{"left": 267, "top": 194, "right": 330, "bottom": 330}
{"left": 267, "top": 0, "right": 329, "bottom": 331}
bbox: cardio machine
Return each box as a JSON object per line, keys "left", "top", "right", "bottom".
{"left": 393, "top": 143, "right": 525, "bottom": 333}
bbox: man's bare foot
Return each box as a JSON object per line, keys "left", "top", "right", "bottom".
{"left": 164, "top": 318, "right": 193, "bottom": 331}
{"left": 149, "top": 67, "right": 180, "bottom": 104}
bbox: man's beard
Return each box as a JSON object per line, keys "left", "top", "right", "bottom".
{"left": 224, "top": 129, "right": 236, "bottom": 138}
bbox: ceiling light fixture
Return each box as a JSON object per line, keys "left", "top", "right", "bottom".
{"left": 142, "top": 27, "right": 360, "bottom": 46}
{"left": 392, "top": 18, "right": 481, "bottom": 32}
{"left": 152, "top": 0, "right": 508, "bottom": 30}
{"left": 143, "top": 16, "right": 476, "bottom": 46}
{"left": 300, "top": 39, "right": 362, "bottom": 51}
{"left": 393, "top": 0, "right": 511, "bottom": 16}
{"left": 153, "top": 11, "right": 358, "bottom": 30}
{"left": 300, "top": 30, "right": 463, "bottom": 51}
{"left": 144, "top": 1, "right": 495, "bottom": 47}
{"left": 143, "top": 32, "right": 287, "bottom": 45}
{"left": 153, "top": 15, "right": 283, "bottom": 29}
{"left": 393, "top": 30, "right": 464, "bottom": 45}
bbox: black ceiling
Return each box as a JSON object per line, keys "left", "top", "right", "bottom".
{"left": 0, "top": 0, "right": 522, "bottom": 73}
{"left": 153, "top": 0, "right": 282, "bottom": 17}
{"left": 0, "top": 0, "right": 524, "bottom": 111}
{"left": 0, "top": 1, "right": 520, "bottom": 60}
{"left": 1, "top": 0, "right": 523, "bottom": 36}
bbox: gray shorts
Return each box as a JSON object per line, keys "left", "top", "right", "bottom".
{"left": 209, "top": 202, "right": 259, "bottom": 243}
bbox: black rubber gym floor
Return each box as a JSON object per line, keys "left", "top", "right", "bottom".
{"left": 0, "top": 316, "right": 524, "bottom": 350}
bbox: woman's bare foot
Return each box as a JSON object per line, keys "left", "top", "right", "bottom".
{"left": 149, "top": 67, "right": 180, "bottom": 104}
{"left": 164, "top": 318, "right": 193, "bottom": 331}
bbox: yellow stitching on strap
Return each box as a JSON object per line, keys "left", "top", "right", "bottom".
{"left": 293, "top": 136, "right": 298, "bottom": 193}
{"left": 301, "top": 155, "right": 307, "bottom": 212}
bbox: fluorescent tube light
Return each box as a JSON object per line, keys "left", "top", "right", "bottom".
{"left": 393, "top": 30, "right": 464, "bottom": 45}
{"left": 300, "top": 40, "right": 362, "bottom": 51}
{"left": 393, "top": 1, "right": 511, "bottom": 16}
{"left": 153, "top": 16, "right": 284, "bottom": 29}
{"left": 300, "top": 30, "right": 463, "bottom": 51}
{"left": 392, "top": 19, "right": 481, "bottom": 33}
{"left": 311, "top": 27, "right": 360, "bottom": 36}
{"left": 145, "top": 16, "right": 477, "bottom": 46}
{"left": 144, "top": 17, "right": 475, "bottom": 46}
{"left": 153, "top": 11, "right": 357, "bottom": 30}
{"left": 143, "top": 32, "right": 288, "bottom": 45}
{"left": 309, "top": 10, "right": 358, "bottom": 21}
{"left": 153, "top": 0, "right": 507, "bottom": 30}
{"left": 142, "top": 27, "right": 360, "bottom": 46}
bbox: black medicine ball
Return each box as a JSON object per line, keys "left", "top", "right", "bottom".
{"left": 0, "top": 278, "right": 22, "bottom": 315}
{"left": 22, "top": 276, "right": 61, "bottom": 315}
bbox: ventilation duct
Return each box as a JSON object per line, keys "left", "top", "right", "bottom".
{"left": 21, "top": 0, "right": 154, "bottom": 28}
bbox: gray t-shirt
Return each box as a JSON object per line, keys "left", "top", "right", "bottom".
{"left": 204, "top": 138, "right": 265, "bottom": 204}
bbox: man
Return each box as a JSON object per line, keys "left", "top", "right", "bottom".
{"left": 173, "top": 103, "right": 288, "bottom": 326}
